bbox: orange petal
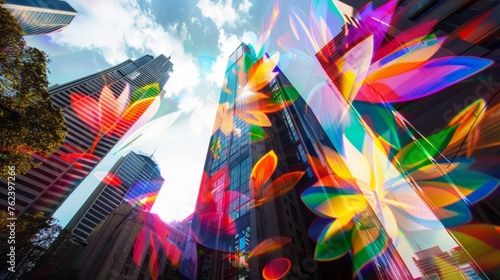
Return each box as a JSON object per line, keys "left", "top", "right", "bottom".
{"left": 248, "top": 237, "right": 292, "bottom": 259}
{"left": 257, "top": 171, "right": 305, "bottom": 205}
{"left": 70, "top": 93, "right": 100, "bottom": 134}
{"left": 410, "top": 162, "right": 460, "bottom": 181}
{"left": 245, "top": 53, "right": 279, "bottom": 92}
{"left": 420, "top": 183, "right": 464, "bottom": 208}
{"left": 323, "top": 147, "right": 354, "bottom": 182}
{"left": 121, "top": 97, "right": 155, "bottom": 124}
{"left": 240, "top": 110, "right": 272, "bottom": 127}
{"left": 306, "top": 154, "right": 330, "bottom": 181}
{"left": 471, "top": 102, "right": 500, "bottom": 151}
{"left": 99, "top": 85, "right": 128, "bottom": 132}
{"left": 251, "top": 150, "right": 278, "bottom": 196}
{"left": 447, "top": 99, "right": 485, "bottom": 148}
{"left": 351, "top": 225, "right": 382, "bottom": 256}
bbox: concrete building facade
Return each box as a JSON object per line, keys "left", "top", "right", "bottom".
{"left": 65, "top": 151, "right": 164, "bottom": 242}
{"left": 0, "top": 54, "right": 173, "bottom": 217}
{"left": 2, "top": 0, "right": 77, "bottom": 35}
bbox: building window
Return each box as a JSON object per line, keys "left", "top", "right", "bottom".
{"left": 411, "top": 0, "right": 446, "bottom": 22}
{"left": 435, "top": 0, "right": 497, "bottom": 33}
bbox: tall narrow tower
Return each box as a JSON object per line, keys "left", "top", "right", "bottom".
{"left": 65, "top": 151, "right": 164, "bottom": 242}
{"left": 190, "top": 43, "right": 412, "bottom": 279}
{"left": 0, "top": 54, "right": 173, "bottom": 217}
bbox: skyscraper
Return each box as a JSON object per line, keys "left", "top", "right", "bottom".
{"left": 190, "top": 43, "right": 412, "bottom": 279}
{"left": 413, "top": 246, "right": 481, "bottom": 280}
{"left": 2, "top": 0, "right": 77, "bottom": 35}
{"left": 75, "top": 203, "right": 182, "bottom": 280}
{"left": 0, "top": 54, "right": 173, "bottom": 217}
{"left": 317, "top": 1, "right": 499, "bottom": 277}
{"left": 65, "top": 151, "right": 164, "bottom": 242}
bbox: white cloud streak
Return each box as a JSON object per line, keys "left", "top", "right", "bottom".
{"left": 50, "top": 0, "right": 199, "bottom": 95}
{"left": 196, "top": 0, "right": 252, "bottom": 29}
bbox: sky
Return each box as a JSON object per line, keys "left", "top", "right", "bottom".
{"left": 25, "top": 0, "right": 316, "bottom": 225}
{"left": 22, "top": 1, "right": 462, "bottom": 277}
{"left": 25, "top": 0, "right": 271, "bottom": 224}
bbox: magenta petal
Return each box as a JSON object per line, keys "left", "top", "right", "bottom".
{"left": 358, "top": 57, "right": 493, "bottom": 103}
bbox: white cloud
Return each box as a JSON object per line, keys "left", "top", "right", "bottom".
{"left": 190, "top": 17, "right": 201, "bottom": 26}
{"left": 196, "top": 0, "right": 251, "bottom": 29}
{"left": 177, "top": 95, "right": 202, "bottom": 113}
{"left": 51, "top": 0, "right": 199, "bottom": 95}
{"left": 238, "top": 0, "right": 252, "bottom": 13}
{"left": 205, "top": 29, "right": 242, "bottom": 88}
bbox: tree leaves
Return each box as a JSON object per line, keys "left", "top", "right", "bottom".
{"left": 0, "top": 6, "right": 66, "bottom": 178}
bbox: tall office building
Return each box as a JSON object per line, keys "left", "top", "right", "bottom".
{"left": 319, "top": 1, "right": 500, "bottom": 278}
{"left": 65, "top": 151, "right": 164, "bottom": 242}
{"left": 190, "top": 43, "right": 412, "bottom": 279}
{"left": 2, "top": 0, "right": 77, "bottom": 35}
{"left": 412, "top": 246, "right": 481, "bottom": 280}
{"left": 0, "top": 54, "right": 173, "bottom": 217}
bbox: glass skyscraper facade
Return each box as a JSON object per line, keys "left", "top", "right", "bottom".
{"left": 66, "top": 151, "right": 164, "bottom": 242}
{"left": 190, "top": 43, "right": 412, "bottom": 279}
{"left": 2, "top": 0, "right": 77, "bottom": 35}
{"left": 0, "top": 54, "right": 173, "bottom": 217}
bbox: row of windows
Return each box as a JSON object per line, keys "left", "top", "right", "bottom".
{"left": 8, "top": 57, "right": 167, "bottom": 216}
{"left": 23, "top": 24, "right": 65, "bottom": 35}
{"left": 435, "top": 0, "right": 497, "bottom": 33}
{"left": 10, "top": 8, "right": 74, "bottom": 25}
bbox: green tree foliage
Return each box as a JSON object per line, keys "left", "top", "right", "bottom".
{"left": 18, "top": 230, "right": 82, "bottom": 280}
{"left": 0, "top": 211, "right": 62, "bottom": 278}
{"left": 0, "top": 2, "right": 67, "bottom": 178}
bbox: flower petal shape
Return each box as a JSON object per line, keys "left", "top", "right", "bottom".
{"left": 256, "top": 0, "right": 281, "bottom": 59}
{"left": 240, "top": 110, "right": 272, "bottom": 127}
{"left": 419, "top": 183, "right": 465, "bottom": 208}
{"left": 323, "top": 147, "right": 355, "bottom": 183}
{"left": 409, "top": 162, "right": 461, "bottom": 181}
{"left": 358, "top": 57, "right": 493, "bottom": 103}
{"left": 351, "top": 224, "right": 387, "bottom": 273}
{"left": 70, "top": 93, "right": 100, "bottom": 134}
{"left": 357, "top": 0, "right": 396, "bottom": 52}
{"left": 101, "top": 172, "right": 122, "bottom": 187}
{"left": 472, "top": 102, "right": 500, "bottom": 151}
{"left": 262, "top": 258, "right": 291, "bottom": 280}
{"left": 334, "top": 35, "right": 373, "bottom": 102}
{"left": 256, "top": 171, "right": 305, "bottom": 206}
{"left": 320, "top": 214, "right": 356, "bottom": 242}
{"left": 244, "top": 53, "right": 280, "bottom": 93}
{"left": 249, "top": 125, "right": 268, "bottom": 143}
{"left": 251, "top": 150, "right": 278, "bottom": 196}
{"left": 394, "top": 126, "right": 458, "bottom": 171}
{"left": 311, "top": 0, "right": 343, "bottom": 48}
{"left": 133, "top": 227, "right": 149, "bottom": 265}
{"left": 353, "top": 101, "right": 402, "bottom": 149}
{"left": 367, "top": 37, "right": 446, "bottom": 83}
{"left": 98, "top": 84, "right": 129, "bottom": 135}
{"left": 301, "top": 186, "right": 364, "bottom": 219}
{"left": 149, "top": 233, "right": 159, "bottom": 280}
{"left": 450, "top": 224, "right": 500, "bottom": 274}
{"left": 113, "top": 111, "right": 181, "bottom": 155}
{"left": 374, "top": 20, "right": 437, "bottom": 61}
{"left": 121, "top": 83, "right": 160, "bottom": 124}
{"left": 314, "top": 224, "right": 352, "bottom": 261}
{"left": 130, "top": 83, "right": 160, "bottom": 104}
{"left": 306, "top": 154, "right": 331, "bottom": 182}
{"left": 289, "top": 6, "right": 321, "bottom": 56}
{"left": 248, "top": 237, "right": 292, "bottom": 259}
